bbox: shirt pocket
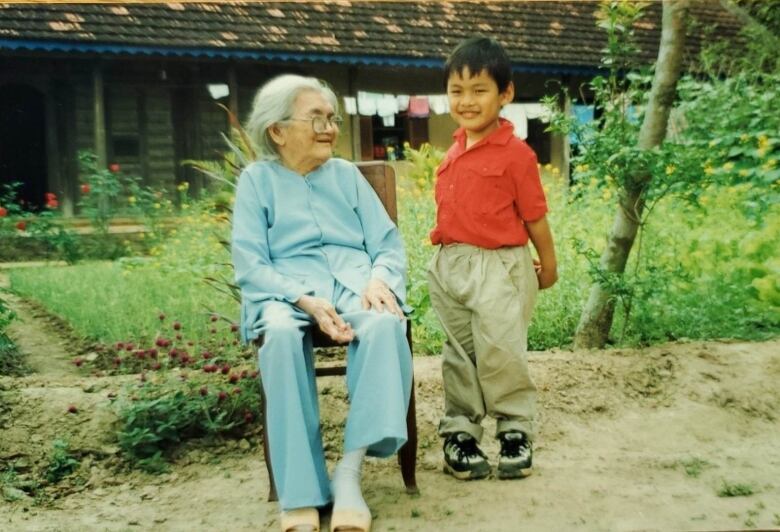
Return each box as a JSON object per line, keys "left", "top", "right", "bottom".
{"left": 463, "top": 163, "right": 514, "bottom": 216}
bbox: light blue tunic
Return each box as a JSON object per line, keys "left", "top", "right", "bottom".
{"left": 232, "top": 157, "right": 409, "bottom": 341}
{"left": 231, "top": 158, "right": 413, "bottom": 510}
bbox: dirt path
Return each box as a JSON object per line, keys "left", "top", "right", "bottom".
{"left": 1, "top": 282, "right": 779, "bottom": 531}
{"left": 1, "top": 271, "right": 80, "bottom": 378}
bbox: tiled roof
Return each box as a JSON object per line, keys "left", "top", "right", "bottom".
{"left": 0, "top": 1, "right": 743, "bottom": 70}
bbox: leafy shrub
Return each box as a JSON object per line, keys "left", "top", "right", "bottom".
{"left": 115, "top": 373, "right": 261, "bottom": 473}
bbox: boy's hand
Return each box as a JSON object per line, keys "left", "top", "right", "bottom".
{"left": 536, "top": 266, "right": 558, "bottom": 289}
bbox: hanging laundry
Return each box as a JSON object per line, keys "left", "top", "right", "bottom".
{"left": 343, "top": 96, "right": 357, "bottom": 115}
{"left": 523, "top": 103, "right": 552, "bottom": 122}
{"left": 357, "top": 91, "right": 379, "bottom": 116}
{"left": 570, "top": 104, "right": 594, "bottom": 145}
{"left": 382, "top": 115, "right": 396, "bottom": 127}
{"left": 377, "top": 93, "right": 399, "bottom": 117}
{"left": 428, "top": 95, "right": 449, "bottom": 115}
{"left": 408, "top": 96, "right": 430, "bottom": 118}
{"left": 500, "top": 104, "right": 528, "bottom": 139}
{"left": 396, "top": 94, "right": 410, "bottom": 112}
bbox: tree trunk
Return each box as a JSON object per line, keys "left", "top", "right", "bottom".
{"left": 574, "top": 0, "right": 689, "bottom": 348}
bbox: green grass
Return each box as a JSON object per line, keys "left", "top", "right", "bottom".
{"left": 9, "top": 261, "right": 237, "bottom": 345}
{"left": 718, "top": 480, "right": 756, "bottom": 497}
{"left": 7, "top": 167, "right": 780, "bottom": 352}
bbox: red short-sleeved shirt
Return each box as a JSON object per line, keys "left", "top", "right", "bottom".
{"left": 430, "top": 119, "right": 548, "bottom": 249}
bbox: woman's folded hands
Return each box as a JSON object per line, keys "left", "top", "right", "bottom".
{"left": 296, "top": 295, "right": 355, "bottom": 343}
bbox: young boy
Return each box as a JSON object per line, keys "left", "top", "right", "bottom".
{"left": 428, "top": 37, "right": 557, "bottom": 480}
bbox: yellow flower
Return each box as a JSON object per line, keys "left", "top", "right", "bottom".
{"left": 154, "top": 203, "right": 161, "bottom": 209}
{"left": 127, "top": 196, "right": 136, "bottom": 205}
{"left": 739, "top": 169, "right": 749, "bottom": 177}
{"left": 758, "top": 135, "right": 769, "bottom": 149}
{"left": 665, "top": 165, "right": 676, "bottom": 175}
{"left": 551, "top": 166, "right": 560, "bottom": 175}
{"left": 703, "top": 165, "right": 714, "bottom": 176}
{"left": 757, "top": 147, "right": 768, "bottom": 158}
{"left": 602, "top": 189, "right": 613, "bottom": 201}
{"left": 767, "top": 159, "right": 777, "bottom": 168}
{"left": 543, "top": 185, "right": 550, "bottom": 194}
{"left": 740, "top": 133, "right": 750, "bottom": 143}
{"left": 722, "top": 162, "right": 734, "bottom": 171}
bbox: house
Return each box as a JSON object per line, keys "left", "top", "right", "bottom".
{"left": 0, "top": 1, "right": 742, "bottom": 214}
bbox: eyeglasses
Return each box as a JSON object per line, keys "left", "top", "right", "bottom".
{"left": 285, "top": 115, "right": 344, "bottom": 133}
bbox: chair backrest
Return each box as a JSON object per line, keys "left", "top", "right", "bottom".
{"left": 355, "top": 161, "right": 398, "bottom": 223}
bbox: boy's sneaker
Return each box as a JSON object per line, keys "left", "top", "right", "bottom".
{"left": 497, "top": 431, "right": 533, "bottom": 479}
{"left": 442, "top": 432, "right": 491, "bottom": 480}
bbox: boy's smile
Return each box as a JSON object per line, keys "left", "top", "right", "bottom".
{"left": 446, "top": 66, "right": 514, "bottom": 147}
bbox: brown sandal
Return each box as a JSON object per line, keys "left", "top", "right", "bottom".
{"left": 280, "top": 507, "right": 320, "bottom": 532}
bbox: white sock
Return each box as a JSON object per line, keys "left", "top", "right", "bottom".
{"left": 331, "top": 447, "right": 369, "bottom": 515}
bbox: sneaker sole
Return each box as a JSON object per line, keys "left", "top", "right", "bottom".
{"left": 497, "top": 466, "right": 532, "bottom": 479}
{"left": 443, "top": 462, "right": 491, "bottom": 480}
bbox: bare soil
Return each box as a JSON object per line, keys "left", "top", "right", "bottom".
{"left": 1, "top": 280, "right": 779, "bottom": 531}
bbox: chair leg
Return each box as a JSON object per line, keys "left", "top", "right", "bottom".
{"left": 261, "top": 384, "right": 278, "bottom": 502}
{"left": 398, "top": 370, "right": 419, "bottom": 494}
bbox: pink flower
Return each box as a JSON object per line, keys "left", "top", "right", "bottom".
{"left": 0, "top": 207, "right": 7, "bottom": 217}
{"left": 15, "top": 220, "right": 26, "bottom": 231}
{"left": 109, "top": 163, "right": 121, "bottom": 173}
{"left": 80, "top": 183, "right": 90, "bottom": 194}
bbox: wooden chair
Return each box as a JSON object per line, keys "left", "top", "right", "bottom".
{"left": 258, "top": 161, "right": 418, "bottom": 502}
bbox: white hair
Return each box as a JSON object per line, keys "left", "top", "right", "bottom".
{"left": 245, "top": 74, "right": 339, "bottom": 161}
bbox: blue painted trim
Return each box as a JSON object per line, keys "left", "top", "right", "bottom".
{"left": 0, "top": 38, "right": 601, "bottom": 75}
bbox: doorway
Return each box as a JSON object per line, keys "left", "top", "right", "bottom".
{"left": 0, "top": 83, "right": 47, "bottom": 210}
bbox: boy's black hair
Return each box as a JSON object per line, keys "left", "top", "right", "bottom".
{"left": 444, "top": 37, "right": 512, "bottom": 92}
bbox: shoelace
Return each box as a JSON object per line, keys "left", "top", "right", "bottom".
{"left": 500, "top": 435, "right": 526, "bottom": 456}
{"left": 452, "top": 436, "right": 484, "bottom": 461}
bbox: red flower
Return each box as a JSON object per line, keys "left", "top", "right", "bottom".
{"left": 244, "top": 412, "right": 254, "bottom": 423}
{"left": 230, "top": 323, "right": 239, "bottom": 333}
{"left": 172, "top": 321, "right": 182, "bottom": 331}
{"left": 199, "top": 386, "right": 208, "bottom": 396}
{"left": 0, "top": 207, "right": 7, "bottom": 217}
{"left": 113, "top": 357, "right": 123, "bottom": 366}
{"left": 221, "top": 365, "right": 231, "bottom": 375}
{"left": 45, "top": 192, "right": 58, "bottom": 209}
{"left": 210, "top": 314, "right": 219, "bottom": 322}
{"left": 232, "top": 387, "right": 242, "bottom": 395}
{"left": 158, "top": 313, "right": 166, "bottom": 321}
{"left": 81, "top": 183, "right": 90, "bottom": 194}
{"left": 67, "top": 405, "right": 78, "bottom": 414}
{"left": 151, "top": 362, "right": 162, "bottom": 370}
{"left": 72, "top": 358, "right": 84, "bottom": 367}
{"left": 15, "top": 220, "right": 26, "bottom": 231}
{"left": 229, "top": 373, "right": 239, "bottom": 384}
{"left": 217, "top": 391, "right": 228, "bottom": 402}
{"left": 109, "top": 163, "right": 121, "bottom": 173}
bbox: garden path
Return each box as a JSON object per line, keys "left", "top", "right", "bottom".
{"left": 0, "top": 269, "right": 79, "bottom": 378}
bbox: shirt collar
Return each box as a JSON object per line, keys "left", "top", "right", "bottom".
{"left": 453, "top": 118, "right": 515, "bottom": 152}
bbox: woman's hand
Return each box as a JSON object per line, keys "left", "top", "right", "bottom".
{"left": 295, "top": 295, "right": 355, "bottom": 343}
{"left": 361, "top": 278, "right": 405, "bottom": 319}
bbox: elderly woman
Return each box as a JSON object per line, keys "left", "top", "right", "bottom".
{"left": 232, "top": 74, "right": 412, "bottom": 532}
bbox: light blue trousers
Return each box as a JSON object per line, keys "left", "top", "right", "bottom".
{"left": 257, "top": 284, "right": 412, "bottom": 511}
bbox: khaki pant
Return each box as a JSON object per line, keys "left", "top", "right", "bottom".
{"left": 427, "top": 243, "right": 538, "bottom": 441}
